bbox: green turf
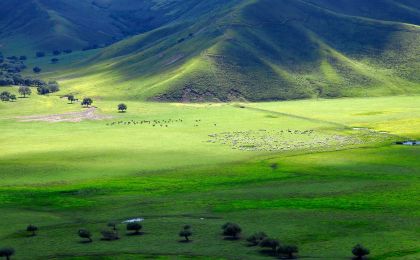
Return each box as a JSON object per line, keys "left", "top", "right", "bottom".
{"left": 0, "top": 93, "right": 419, "bottom": 259}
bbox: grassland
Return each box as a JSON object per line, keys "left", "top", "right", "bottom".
{"left": 0, "top": 90, "right": 419, "bottom": 259}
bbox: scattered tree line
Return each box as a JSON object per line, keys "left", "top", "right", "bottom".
{"left": 0, "top": 221, "right": 371, "bottom": 260}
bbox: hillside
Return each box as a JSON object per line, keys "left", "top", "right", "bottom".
{"left": 4, "top": 0, "right": 420, "bottom": 101}
{"left": 0, "top": 0, "right": 198, "bottom": 55}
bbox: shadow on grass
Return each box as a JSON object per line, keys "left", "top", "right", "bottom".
{"left": 178, "top": 240, "right": 193, "bottom": 243}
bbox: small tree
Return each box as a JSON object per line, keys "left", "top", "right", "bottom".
{"left": 51, "top": 58, "right": 59, "bottom": 64}
{"left": 352, "top": 244, "right": 370, "bottom": 259}
{"left": 108, "top": 222, "right": 118, "bottom": 231}
{"left": 81, "top": 97, "right": 93, "bottom": 107}
{"left": 246, "top": 232, "right": 267, "bottom": 246}
{"left": 78, "top": 229, "right": 92, "bottom": 242}
{"left": 67, "top": 95, "right": 76, "bottom": 104}
{"left": 118, "top": 103, "right": 127, "bottom": 113}
{"left": 26, "top": 224, "right": 38, "bottom": 236}
{"left": 19, "top": 86, "right": 31, "bottom": 98}
{"left": 36, "top": 52, "right": 45, "bottom": 58}
{"left": 9, "top": 94, "right": 16, "bottom": 102}
{"left": 278, "top": 245, "right": 298, "bottom": 259}
{"left": 0, "top": 248, "right": 14, "bottom": 260}
{"left": 126, "top": 222, "right": 142, "bottom": 235}
{"left": 0, "top": 91, "right": 10, "bottom": 102}
{"left": 259, "top": 238, "right": 280, "bottom": 254}
{"left": 101, "top": 230, "right": 119, "bottom": 241}
{"left": 222, "top": 222, "right": 241, "bottom": 239}
{"left": 52, "top": 50, "right": 61, "bottom": 56}
{"left": 33, "top": 67, "right": 42, "bottom": 73}
{"left": 179, "top": 225, "right": 192, "bottom": 242}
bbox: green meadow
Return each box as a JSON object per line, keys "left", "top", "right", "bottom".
{"left": 0, "top": 91, "right": 419, "bottom": 259}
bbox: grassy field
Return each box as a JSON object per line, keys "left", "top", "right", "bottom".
{"left": 0, "top": 91, "right": 419, "bottom": 259}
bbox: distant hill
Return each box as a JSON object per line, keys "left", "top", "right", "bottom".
{"left": 2, "top": 0, "right": 420, "bottom": 101}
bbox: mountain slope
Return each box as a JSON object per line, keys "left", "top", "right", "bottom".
{"left": 0, "top": 0, "right": 202, "bottom": 55}
{"left": 51, "top": 0, "right": 420, "bottom": 101}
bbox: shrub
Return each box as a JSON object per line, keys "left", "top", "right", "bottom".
{"left": 222, "top": 222, "right": 241, "bottom": 239}
{"left": 259, "top": 238, "right": 280, "bottom": 253}
{"left": 26, "top": 224, "right": 38, "bottom": 236}
{"left": 0, "top": 91, "right": 10, "bottom": 101}
{"left": 36, "top": 52, "right": 45, "bottom": 58}
{"left": 63, "top": 49, "right": 73, "bottom": 54}
{"left": 126, "top": 222, "right": 142, "bottom": 235}
{"left": 19, "top": 56, "right": 27, "bottom": 61}
{"left": 352, "top": 244, "right": 370, "bottom": 259}
{"left": 9, "top": 94, "right": 16, "bottom": 102}
{"left": 101, "top": 230, "right": 119, "bottom": 241}
{"left": 0, "top": 247, "right": 14, "bottom": 260}
{"left": 278, "top": 245, "right": 298, "bottom": 259}
{"left": 78, "top": 229, "right": 92, "bottom": 242}
{"left": 246, "top": 232, "right": 267, "bottom": 246}
{"left": 33, "top": 67, "right": 41, "bottom": 73}
{"left": 118, "top": 103, "right": 127, "bottom": 112}
{"left": 52, "top": 50, "right": 61, "bottom": 56}
{"left": 51, "top": 58, "right": 59, "bottom": 64}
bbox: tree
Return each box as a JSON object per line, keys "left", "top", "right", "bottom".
{"left": 52, "top": 50, "right": 61, "bottom": 56}
{"left": 19, "top": 56, "right": 27, "bottom": 61}
{"left": 78, "top": 229, "right": 92, "bottom": 242}
{"left": 126, "top": 222, "right": 142, "bottom": 235}
{"left": 222, "top": 222, "right": 241, "bottom": 239}
{"left": 118, "top": 103, "right": 127, "bottom": 112}
{"left": 26, "top": 224, "right": 38, "bottom": 236}
{"left": 51, "top": 58, "right": 59, "bottom": 64}
{"left": 107, "top": 222, "right": 117, "bottom": 231}
{"left": 179, "top": 225, "right": 192, "bottom": 242}
{"left": 0, "top": 91, "right": 10, "bottom": 101}
{"left": 33, "top": 67, "right": 41, "bottom": 73}
{"left": 101, "top": 230, "right": 119, "bottom": 241}
{"left": 0, "top": 248, "right": 14, "bottom": 260}
{"left": 19, "top": 86, "right": 31, "bottom": 97}
{"left": 81, "top": 97, "right": 93, "bottom": 107}
{"left": 67, "top": 95, "right": 76, "bottom": 104}
{"left": 278, "top": 245, "right": 298, "bottom": 259}
{"left": 259, "top": 238, "right": 280, "bottom": 254}
{"left": 352, "top": 244, "right": 370, "bottom": 259}
{"left": 9, "top": 94, "right": 16, "bottom": 102}
{"left": 36, "top": 52, "right": 45, "bottom": 58}
{"left": 246, "top": 232, "right": 267, "bottom": 246}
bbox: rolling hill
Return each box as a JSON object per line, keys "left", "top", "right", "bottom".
{"left": 3, "top": 0, "right": 420, "bottom": 101}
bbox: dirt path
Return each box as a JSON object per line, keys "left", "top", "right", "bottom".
{"left": 17, "top": 107, "right": 112, "bottom": 123}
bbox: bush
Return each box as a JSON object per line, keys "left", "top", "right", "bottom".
{"left": 63, "top": 49, "right": 73, "bottom": 54}
{"left": 52, "top": 50, "right": 61, "bottom": 56}
{"left": 78, "top": 229, "right": 92, "bottom": 242}
{"left": 278, "top": 245, "right": 298, "bottom": 259}
{"left": 0, "top": 247, "right": 14, "bottom": 260}
{"left": 352, "top": 244, "right": 370, "bottom": 259}
{"left": 222, "top": 222, "right": 241, "bottom": 239}
{"left": 126, "top": 222, "right": 142, "bottom": 235}
{"left": 51, "top": 58, "right": 59, "bottom": 64}
{"left": 259, "top": 238, "right": 280, "bottom": 253}
{"left": 9, "top": 94, "right": 16, "bottom": 101}
{"left": 36, "top": 52, "right": 45, "bottom": 58}
{"left": 19, "top": 56, "right": 27, "bottom": 61}
{"left": 26, "top": 224, "right": 38, "bottom": 236}
{"left": 33, "top": 67, "right": 41, "bottom": 73}
{"left": 101, "top": 230, "right": 119, "bottom": 241}
{"left": 0, "top": 91, "right": 10, "bottom": 101}
{"left": 246, "top": 232, "right": 267, "bottom": 246}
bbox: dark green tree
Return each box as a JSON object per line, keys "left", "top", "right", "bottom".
{"left": 179, "top": 225, "right": 192, "bottom": 242}
{"left": 78, "top": 229, "right": 92, "bottom": 242}
{"left": 18, "top": 86, "right": 31, "bottom": 97}
{"left": 259, "top": 238, "right": 280, "bottom": 254}
{"left": 26, "top": 224, "right": 38, "bottom": 236}
{"left": 126, "top": 222, "right": 142, "bottom": 235}
{"left": 0, "top": 91, "right": 10, "bottom": 101}
{"left": 81, "top": 97, "right": 93, "bottom": 107}
{"left": 118, "top": 103, "right": 127, "bottom": 112}
{"left": 33, "top": 67, "right": 41, "bottom": 73}
{"left": 0, "top": 248, "right": 14, "bottom": 260}
{"left": 246, "top": 232, "right": 267, "bottom": 246}
{"left": 9, "top": 94, "right": 16, "bottom": 102}
{"left": 222, "top": 222, "right": 241, "bottom": 239}
{"left": 278, "top": 245, "right": 298, "bottom": 259}
{"left": 101, "top": 230, "right": 119, "bottom": 241}
{"left": 67, "top": 95, "right": 76, "bottom": 104}
{"left": 352, "top": 244, "right": 370, "bottom": 259}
